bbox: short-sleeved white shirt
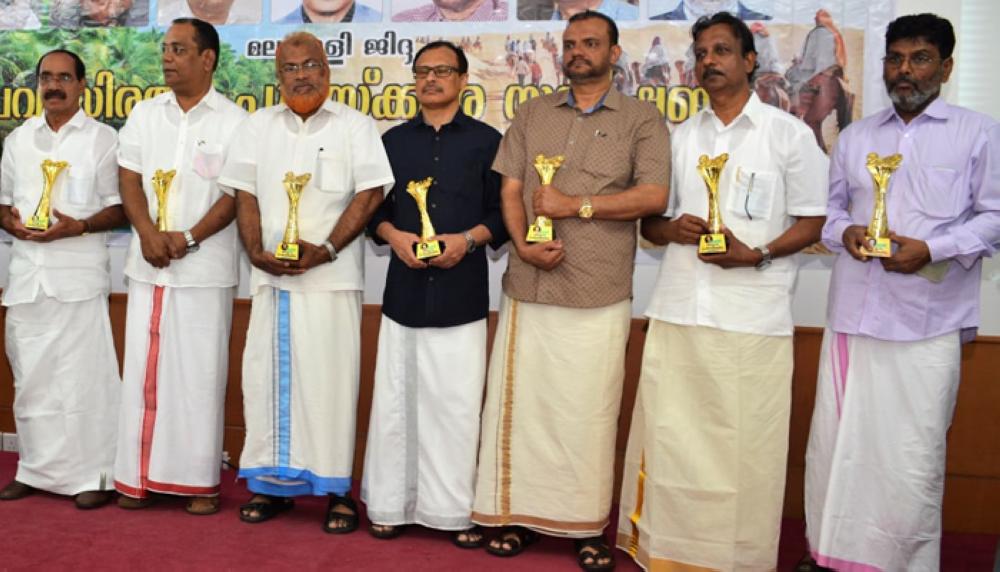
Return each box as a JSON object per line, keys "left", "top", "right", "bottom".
{"left": 118, "top": 88, "right": 247, "bottom": 288}
{"left": 218, "top": 100, "right": 394, "bottom": 295}
{"left": 0, "top": 109, "right": 120, "bottom": 306}
{"left": 646, "top": 93, "right": 829, "bottom": 336}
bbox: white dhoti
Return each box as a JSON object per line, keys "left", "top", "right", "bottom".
{"left": 616, "top": 321, "right": 794, "bottom": 571}
{"left": 239, "top": 288, "right": 361, "bottom": 497}
{"left": 471, "top": 294, "right": 631, "bottom": 537}
{"left": 6, "top": 295, "right": 120, "bottom": 495}
{"left": 805, "top": 329, "right": 960, "bottom": 572}
{"left": 361, "top": 316, "right": 488, "bottom": 529}
{"left": 114, "top": 282, "right": 233, "bottom": 498}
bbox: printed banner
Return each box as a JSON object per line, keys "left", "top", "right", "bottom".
{"left": 1, "top": 0, "right": 893, "bottom": 152}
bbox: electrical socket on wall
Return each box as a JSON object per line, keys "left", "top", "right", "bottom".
{"left": 1, "top": 433, "right": 17, "bottom": 453}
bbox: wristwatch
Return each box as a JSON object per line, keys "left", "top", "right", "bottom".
{"left": 463, "top": 231, "right": 477, "bottom": 253}
{"left": 183, "top": 230, "right": 199, "bottom": 253}
{"left": 578, "top": 197, "right": 594, "bottom": 219}
{"left": 321, "top": 240, "right": 338, "bottom": 262}
{"left": 754, "top": 245, "right": 772, "bottom": 270}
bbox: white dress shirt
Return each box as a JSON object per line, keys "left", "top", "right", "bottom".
{"left": 0, "top": 109, "right": 120, "bottom": 306}
{"left": 219, "top": 100, "right": 394, "bottom": 295}
{"left": 118, "top": 88, "right": 247, "bottom": 288}
{"left": 156, "top": 0, "right": 262, "bottom": 25}
{"left": 646, "top": 93, "right": 829, "bottom": 336}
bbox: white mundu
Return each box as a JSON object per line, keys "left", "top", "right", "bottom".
{"left": 0, "top": 109, "right": 121, "bottom": 495}
{"left": 618, "top": 93, "right": 828, "bottom": 571}
{"left": 114, "top": 88, "right": 247, "bottom": 498}
{"left": 361, "top": 317, "right": 488, "bottom": 529}
{"left": 219, "top": 99, "right": 394, "bottom": 496}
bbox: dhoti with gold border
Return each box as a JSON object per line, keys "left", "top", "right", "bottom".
{"left": 617, "top": 320, "right": 793, "bottom": 571}
{"left": 471, "top": 294, "right": 630, "bottom": 537}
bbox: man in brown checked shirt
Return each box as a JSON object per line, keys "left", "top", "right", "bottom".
{"left": 469, "top": 10, "right": 670, "bottom": 572}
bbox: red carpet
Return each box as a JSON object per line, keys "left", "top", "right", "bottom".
{"left": 0, "top": 452, "right": 995, "bottom": 570}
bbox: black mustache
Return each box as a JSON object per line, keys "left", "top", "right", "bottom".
{"left": 43, "top": 90, "right": 66, "bottom": 100}
{"left": 702, "top": 68, "right": 724, "bottom": 80}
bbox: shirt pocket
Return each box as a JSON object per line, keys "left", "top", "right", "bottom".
{"left": 914, "top": 166, "right": 965, "bottom": 219}
{"left": 62, "top": 166, "right": 96, "bottom": 206}
{"left": 726, "top": 166, "right": 778, "bottom": 221}
{"left": 317, "top": 154, "right": 350, "bottom": 196}
{"left": 579, "top": 133, "right": 631, "bottom": 185}
{"left": 192, "top": 143, "right": 225, "bottom": 180}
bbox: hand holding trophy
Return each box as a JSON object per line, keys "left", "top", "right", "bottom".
{"left": 407, "top": 177, "right": 442, "bottom": 260}
{"left": 860, "top": 152, "right": 903, "bottom": 258}
{"left": 697, "top": 153, "right": 729, "bottom": 254}
{"left": 275, "top": 172, "right": 311, "bottom": 261}
{"left": 526, "top": 154, "right": 564, "bottom": 243}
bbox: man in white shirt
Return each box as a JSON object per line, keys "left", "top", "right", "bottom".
{"left": 219, "top": 30, "right": 393, "bottom": 532}
{"left": 0, "top": 49, "right": 124, "bottom": 509}
{"left": 113, "top": 18, "right": 247, "bottom": 516}
{"left": 616, "top": 13, "right": 828, "bottom": 571}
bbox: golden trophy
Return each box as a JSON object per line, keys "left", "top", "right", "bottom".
{"left": 697, "top": 153, "right": 729, "bottom": 254}
{"left": 275, "top": 172, "right": 311, "bottom": 261}
{"left": 526, "top": 154, "right": 564, "bottom": 243}
{"left": 860, "top": 152, "right": 903, "bottom": 258}
{"left": 407, "top": 177, "right": 442, "bottom": 260}
{"left": 151, "top": 169, "right": 177, "bottom": 231}
{"left": 25, "top": 159, "right": 70, "bottom": 230}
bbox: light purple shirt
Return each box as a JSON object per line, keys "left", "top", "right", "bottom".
{"left": 823, "top": 98, "right": 1000, "bottom": 342}
{"left": 392, "top": 0, "right": 507, "bottom": 21}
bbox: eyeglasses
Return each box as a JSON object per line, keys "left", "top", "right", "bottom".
{"left": 413, "top": 65, "right": 460, "bottom": 79}
{"left": 280, "top": 61, "right": 325, "bottom": 76}
{"left": 161, "top": 43, "right": 191, "bottom": 56}
{"left": 38, "top": 72, "right": 77, "bottom": 85}
{"left": 882, "top": 53, "right": 937, "bottom": 69}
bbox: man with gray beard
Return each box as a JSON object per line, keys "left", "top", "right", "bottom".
{"left": 801, "top": 13, "right": 1000, "bottom": 572}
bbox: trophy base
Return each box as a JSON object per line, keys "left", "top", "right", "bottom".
{"left": 25, "top": 215, "right": 49, "bottom": 231}
{"left": 415, "top": 240, "right": 442, "bottom": 260}
{"left": 860, "top": 237, "right": 892, "bottom": 258}
{"left": 525, "top": 224, "right": 553, "bottom": 243}
{"left": 274, "top": 242, "right": 300, "bottom": 261}
{"left": 698, "top": 233, "right": 727, "bottom": 254}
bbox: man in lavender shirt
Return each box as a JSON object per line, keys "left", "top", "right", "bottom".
{"left": 802, "top": 13, "right": 1000, "bottom": 572}
{"left": 393, "top": 0, "right": 506, "bottom": 22}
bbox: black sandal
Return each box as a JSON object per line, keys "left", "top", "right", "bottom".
{"left": 368, "top": 523, "right": 405, "bottom": 540}
{"left": 574, "top": 536, "right": 616, "bottom": 572}
{"left": 238, "top": 494, "right": 294, "bottom": 523}
{"left": 452, "top": 525, "right": 485, "bottom": 549}
{"left": 485, "top": 526, "right": 539, "bottom": 557}
{"left": 322, "top": 493, "right": 359, "bottom": 534}
{"left": 795, "top": 554, "right": 834, "bottom": 572}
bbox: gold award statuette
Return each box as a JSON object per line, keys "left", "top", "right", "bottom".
{"left": 526, "top": 154, "right": 564, "bottom": 243}
{"left": 861, "top": 152, "right": 903, "bottom": 258}
{"left": 407, "top": 177, "right": 442, "bottom": 260}
{"left": 697, "top": 153, "right": 729, "bottom": 254}
{"left": 275, "top": 172, "right": 311, "bottom": 261}
{"left": 151, "top": 169, "right": 177, "bottom": 232}
{"left": 26, "top": 159, "right": 70, "bottom": 231}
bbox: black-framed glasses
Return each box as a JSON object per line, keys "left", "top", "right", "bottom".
{"left": 744, "top": 172, "right": 756, "bottom": 220}
{"left": 280, "top": 61, "right": 325, "bottom": 76}
{"left": 413, "top": 65, "right": 460, "bottom": 79}
{"left": 882, "top": 53, "right": 937, "bottom": 69}
{"left": 161, "top": 43, "right": 191, "bottom": 56}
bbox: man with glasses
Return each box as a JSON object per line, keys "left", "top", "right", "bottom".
{"left": 220, "top": 30, "right": 393, "bottom": 531}
{"left": 0, "top": 49, "right": 124, "bottom": 509}
{"left": 801, "top": 14, "right": 1000, "bottom": 572}
{"left": 113, "top": 18, "right": 246, "bottom": 516}
{"left": 617, "top": 13, "right": 826, "bottom": 571}
{"left": 360, "top": 41, "right": 505, "bottom": 548}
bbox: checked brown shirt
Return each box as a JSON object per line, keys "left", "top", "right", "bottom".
{"left": 493, "top": 87, "right": 671, "bottom": 308}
